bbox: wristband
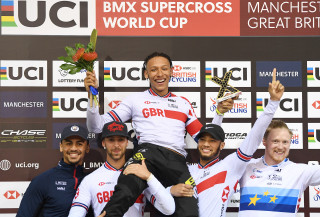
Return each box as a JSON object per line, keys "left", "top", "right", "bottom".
{"left": 216, "top": 108, "right": 224, "bottom": 116}
{"left": 147, "top": 173, "right": 154, "bottom": 182}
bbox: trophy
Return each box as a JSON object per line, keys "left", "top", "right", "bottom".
{"left": 211, "top": 70, "right": 242, "bottom": 102}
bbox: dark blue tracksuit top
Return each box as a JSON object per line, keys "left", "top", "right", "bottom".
{"left": 16, "top": 159, "right": 85, "bottom": 217}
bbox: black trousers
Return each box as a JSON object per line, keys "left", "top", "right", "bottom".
{"left": 102, "top": 143, "right": 198, "bottom": 217}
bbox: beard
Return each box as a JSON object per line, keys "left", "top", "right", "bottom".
{"left": 198, "top": 143, "right": 222, "bottom": 162}
{"left": 106, "top": 148, "right": 125, "bottom": 161}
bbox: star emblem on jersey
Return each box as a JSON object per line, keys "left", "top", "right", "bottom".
{"left": 248, "top": 194, "right": 261, "bottom": 206}
{"left": 269, "top": 195, "right": 278, "bottom": 203}
{"left": 107, "top": 122, "right": 124, "bottom": 132}
{"left": 4, "top": 190, "right": 20, "bottom": 199}
{"left": 221, "top": 186, "right": 230, "bottom": 202}
{"left": 263, "top": 190, "right": 270, "bottom": 196}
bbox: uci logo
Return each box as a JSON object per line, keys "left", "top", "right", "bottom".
{"left": 15, "top": 1, "right": 88, "bottom": 28}
{"left": 52, "top": 92, "right": 88, "bottom": 118}
{"left": 265, "top": 98, "right": 299, "bottom": 112}
{"left": 110, "top": 67, "right": 147, "bottom": 81}
{"left": 59, "top": 98, "right": 87, "bottom": 112}
{"left": 6, "top": 67, "right": 43, "bottom": 80}
{"left": 0, "top": 61, "right": 47, "bottom": 86}
{"left": 212, "top": 67, "right": 248, "bottom": 81}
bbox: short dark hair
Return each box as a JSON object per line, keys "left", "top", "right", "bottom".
{"left": 263, "top": 120, "right": 293, "bottom": 140}
{"left": 142, "top": 52, "right": 173, "bottom": 72}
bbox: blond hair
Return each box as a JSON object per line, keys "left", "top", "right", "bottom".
{"left": 263, "top": 120, "right": 293, "bottom": 140}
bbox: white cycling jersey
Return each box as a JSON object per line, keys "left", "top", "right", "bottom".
{"left": 87, "top": 89, "right": 202, "bottom": 157}
{"left": 68, "top": 161, "right": 175, "bottom": 217}
{"left": 239, "top": 157, "right": 320, "bottom": 217}
{"left": 189, "top": 100, "right": 279, "bottom": 217}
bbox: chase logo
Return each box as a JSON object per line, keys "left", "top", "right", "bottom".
{"left": 104, "top": 61, "right": 148, "bottom": 87}
{"left": 307, "top": 61, "right": 320, "bottom": 87}
{"left": 256, "top": 61, "right": 302, "bottom": 87}
{"left": 1, "top": 0, "right": 95, "bottom": 35}
{"left": 256, "top": 92, "right": 302, "bottom": 118}
{"left": 52, "top": 92, "right": 88, "bottom": 118}
{"left": 205, "top": 61, "right": 251, "bottom": 87}
{"left": 0, "top": 61, "right": 47, "bottom": 87}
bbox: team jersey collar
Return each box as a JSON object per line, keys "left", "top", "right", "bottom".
{"left": 57, "top": 159, "right": 84, "bottom": 174}
{"left": 104, "top": 161, "right": 123, "bottom": 172}
{"left": 262, "top": 156, "right": 288, "bottom": 167}
{"left": 148, "top": 88, "right": 172, "bottom": 98}
{"left": 198, "top": 157, "right": 219, "bottom": 169}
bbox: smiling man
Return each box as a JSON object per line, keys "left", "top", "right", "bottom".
{"left": 84, "top": 52, "right": 229, "bottom": 217}
{"left": 238, "top": 119, "right": 320, "bottom": 217}
{"left": 16, "top": 125, "right": 89, "bottom": 217}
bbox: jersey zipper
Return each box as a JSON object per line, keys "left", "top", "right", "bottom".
{"left": 73, "top": 167, "right": 78, "bottom": 189}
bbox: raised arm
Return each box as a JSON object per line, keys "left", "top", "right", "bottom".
{"left": 84, "top": 71, "right": 132, "bottom": 133}
{"left": 123, "top": 160, "right": 175, "bottom": 215}
{"left": 239, "top": 68, "right": 284, "bottom": 156}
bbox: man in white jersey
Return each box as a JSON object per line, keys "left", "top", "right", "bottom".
{"left": 68, "top": 121, "right": 175, "bottom": 217}
{"left": 166, "top": 68, "right": 284, "bottom": 217}
{"left": 238, "top": 120, "right": 320, "bottom": 214}
{"left": 85, "top": 52, "right": 219, "bottom": 217}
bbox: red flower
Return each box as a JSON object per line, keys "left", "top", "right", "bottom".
{"left": 82, "top": 52, "right": 98, "bottom": 61}
{"left": 72, "top": 48, "right": 85, "bottom": 62}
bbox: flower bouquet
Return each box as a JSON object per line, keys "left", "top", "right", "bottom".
{"left": 58, "top": 29, "right": 99, "bottom": 107}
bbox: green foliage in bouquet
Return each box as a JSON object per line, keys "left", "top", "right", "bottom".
{"left": 58, "top": 29, "right": 98, "bottom": 73}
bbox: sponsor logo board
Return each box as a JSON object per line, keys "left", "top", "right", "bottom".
{"left": 0, "top": 123, "right": 47, "bottom": 148}
{"left": 1, "top": 0, "right": 96, "bottom": 35}
{"left": 0, "top": 182, "right": 30, "bottom": 208}
{"left": 0, "top": 159, "right": 39, "bottom": 171}
{"left": 0, "top": 60, "right": 47, "bottom": 86}
{"left": 256, "top": 61, "right": 302, "bottom": 87}
{"left": 0, "top": 91, "right": 47, "bottom": 118}
{"left": 205, "top": 61, "right": 251, "bottom": 87}
{"left": 308, "top": 92, "right": 320, "bottom": 118}
{"left": 308, "top": 123, "right": 320, "bottom": 149}
{"left": 206, "top": 92, "right": 251, "bottom": 118}
{"left": 307, "top": 61, "right": 320, "bottom": 87}
{"left": 52, "top": 61, "right": 99, "bottom": 87}
{"left": 256, "top": 92, "right": 302, "bottom": 118}
{"left": 104, "top": 61, "right": 199, "bottom": 87}
{"left": 52, "top": 92, "right": 88, "bottom": 118}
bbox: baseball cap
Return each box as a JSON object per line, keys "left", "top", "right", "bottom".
{"left": 61, "top": 125, "right": 89, "bottom": 142}
{"left": 101, "top": 121, "right": 129, "bottom": 139}
{"left": 196, "top": 124, "right": 225, "bottom": 142}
